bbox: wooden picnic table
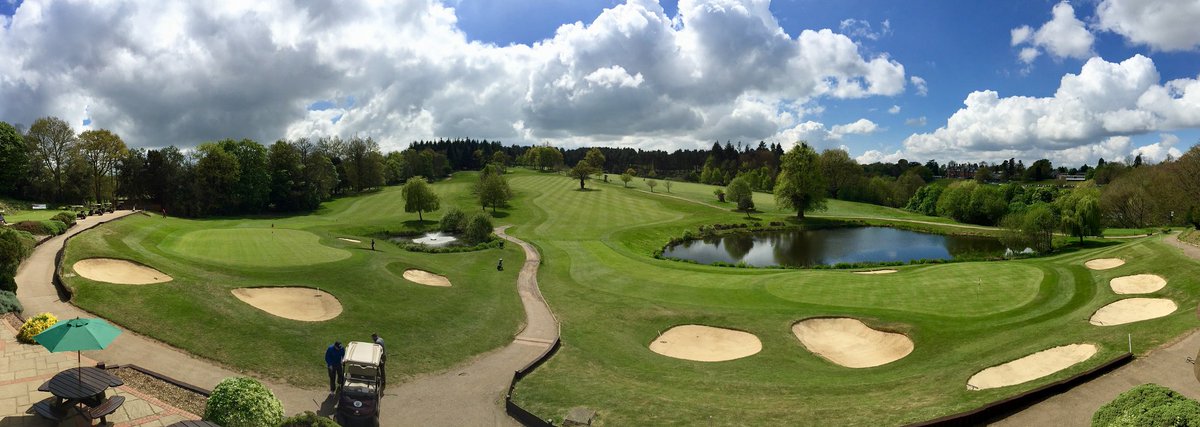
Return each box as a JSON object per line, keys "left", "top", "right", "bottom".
{"left": 39, "top": 367, "right": 124, "bottom": 406}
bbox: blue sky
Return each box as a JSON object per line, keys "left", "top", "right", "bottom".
{"left": 1, "top": 0, "right": 1198, "bottom": 165}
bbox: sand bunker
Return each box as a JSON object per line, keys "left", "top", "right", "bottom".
{"left": 792, "top": 318, "right": 914, "bottom": 368}
{"left": 1089, "top": 298, "right": 1177, "bottom": 326}
{"left": 231, "top": 287, "right": 342, "bottom": 321}
{"left": 1085, "top": 258, "right": 1125, "bottom": 270}
{"left": 854, "top": 269, "right": 898, "bottom": 275}
{"left": 649, "top": 325, "right": 762, "bottom": 362}
{"left": 338, "top": 238, "right": 361, "bottom": 243}
{"left": 402, "top": 269, "right": 452, "bottom": 287}
{"left": 1110, "top": 274, "right": 1167, "bottom": 294}
{"left": 967, "top": 344, "right": 1097, "bottom": 390}
{"left": 72, "top": 258, "right": 172, "bottom": 285}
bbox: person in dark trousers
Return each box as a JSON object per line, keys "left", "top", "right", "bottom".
{"left": 497, "top": 258, "right": 503, "bottom": 271}
{"left": 371, "top": 239, "right": 375, "bottom": 251}
{"left": 371, "top": 333, "right": 386, "bottom": 387}
{"left": 325, "top": 341, "right": 345, "bottom": 393}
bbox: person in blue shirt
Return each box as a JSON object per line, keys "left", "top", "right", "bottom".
{"left": 325, "top": 341, "right": 345, "bottom": 392}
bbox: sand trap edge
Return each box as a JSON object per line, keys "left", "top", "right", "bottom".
{"left": 1109, "top": 274, "right": 1167, "bottom": 294}
{"left": 231, "top": 287, "right": 343, "bottom": 322}
{"left": 1085, "top": 258, "right": 1125, "bottom": 270}
{"left": 966, "top": 343, "right": 1098, "bottom": 390}
{"left": 854, "top": 269, "right": 898, "bottom": 275}
{"left": 72, "top": 258, "right": 173, "bottom": 285}
{"left": 791, "top": 317, "right": 914, "bottom": 368}
{"left": 649, "top": 324, "right": 763, "bottom": 362}
{"left": 1089, "top": 298, "right": 1177, "bottom": 326}
{"left": 403, "top": 269, "right": 452, "bottom": 287}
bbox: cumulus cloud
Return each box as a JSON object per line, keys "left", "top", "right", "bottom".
{"left": 904, "top": 116, "right": 926, "bottom": 127}
{"left": 910, "top": 76, "right": 927, "bottom": 96}
{"left": 1096, "top": 0, "right": 1200, "bottom": 52}
{"left": 1011, "top": 1, "right": 1094, "bottom": 64}
{"left": 1131, "top": 133, "right": 1184, "bottom": 163}
{"left": 903, "top": 55, "right": 1200, "bottom": 164}
{"left": 888, "top": 105, "right": 900, "bottom": 114}
{"left": 839, "top": 18, "right": 891, "bottom": 41}
{"left": 774, "top": 118, "right": 879, "bottom": 148}
{"left": 855, "top": 149, "right": 905, "bottom": 164}
{"left": 0, "top": 0, "right": 910, "bottom": 151}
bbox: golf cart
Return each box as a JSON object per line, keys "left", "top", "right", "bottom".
{"left": 337, "top": 341, "right": 383, "bottom": 426}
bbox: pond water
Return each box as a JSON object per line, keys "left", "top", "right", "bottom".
{"left": 399, "top": 231, "right": 459, "bottom": 247}
{"left": 662, "top": 227, "right": 1005, "bottom": 267}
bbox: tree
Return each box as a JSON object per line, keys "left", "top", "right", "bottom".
{"left": 267, "top": 141, "right": 304, "bottom": 211}
{"left": 464, "top": 212, "right": 493, "bottom": 244}
{"left": 774, "top": 143, "right": 826, "bottom": 219}
{"left": 1057, "top": 184, "right": 1103, "bottom": 243}
{"left": 194, "top": 143, "right": 241, "bottom": 216}
{"left": 402, "top": 177, "right": 440, "bottom": 221}
{"left": 477, "top": 165, "right": 512, "bottom": 213}
{"left": 664, "top": 179, "right": 672, "bottom": 193}
{"left": 620, "top": 168, "right": 635, "bottom": 187}
{"left": 583, "top": 147, "right": 606, "bottom": 171}
{"left": 0, "top": 122, "right": 28, "bottom": 197}
{"left": 569, "top": 160, "right": 596, "bottom": 190}
{"left": 714, "top": 188, "right": 725, "bottom": 202}
{"left": 77, "top": 129, "right": 128, "bottom": 204}
{"left": 726, "top": 176, "right": 754, "bottom": 217}
{"left": 819, "top": 148, "right": 862, "bottom": 197}
{"left": 999, "top": 203, "right": 1058, "bottom": 253}
{"left": 647, "top": 179, "right": 658, "bottom": 193}
{"left": 24, "top": 117, "right": 77, "bottom": 202}
{"left": 440, "top": 206, "right": 467, "bottom": 233}
{"left": 490, "top": 151, "right": 511, "bottom": 170}
{"left": 1024, "top": 159, "right": 1054, "bottom": 181}
{"left": 974, "top": 166, "right": 993, "bottom": 183}
{"left": 116, "top": 148, "right": 148, "bottom": 206}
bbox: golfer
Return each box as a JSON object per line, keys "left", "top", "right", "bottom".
{"left": 497, "top": 258, "right": 503, "bottom": 271}
{"left": 325, "top": 341, "right": 345, "bottom": 392}
{"left": 371, "top": 333, "right": 386, "bottom": 385}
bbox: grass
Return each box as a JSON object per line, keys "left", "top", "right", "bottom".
{"left": 62, "top": 173, "right": 525, "bottom": 387}
{"left": 502, "top": 171, "right": 1200, "bottom": 426}
{"left": 60, "top": 169, "right": 1200, "bottom": 424}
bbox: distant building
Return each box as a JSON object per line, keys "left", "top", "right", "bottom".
{"left": 1061, "top": 174, "right": 1086, "bottom": 181}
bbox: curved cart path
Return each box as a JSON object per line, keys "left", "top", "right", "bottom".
{"left": 992, "top": 233, "right": 1200, "bottom": 426}
{"left": 16, "top": 214, "right": 559, "bottom": 425}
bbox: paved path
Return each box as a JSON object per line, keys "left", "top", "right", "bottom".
{"left": 14, "top": 215, "right": 558, "bottom": 426}
{"left": 993, "top": 233, "right": 1200, "bottom": 426}
{"left": 382, "top": 227, "right": 558, "bottom": 426}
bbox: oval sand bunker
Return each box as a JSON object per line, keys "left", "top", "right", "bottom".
{"left": 1089, "top": 298, "right": 1176, "bottom": 326}
{"left": 1110, "top": 274, "right": 1167, "bottom": 294}
{"left": 1085, "top": 258, "right": 1125, "bottom": 270}
{"left": 649, "top": 325, "right": 762, "bottom": 362}
{"left": 967, "top": 344, "right": 1097, "bottom": 390}
{"left": 403, "top": 270, "right": 452, "bottom": 287}
{"left": 232, "top": 287, "right": 342, "bottom": 322}
{"left": 792, "top": 318, "right": 914, "bottom": 368}
{"left": 854, "top": 269, "right": 897, "bottom": 275}
{"left": 73, "top": 258, "right": 172, "bottom": 285}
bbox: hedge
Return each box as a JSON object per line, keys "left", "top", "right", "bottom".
{"left": 12, "top": 220, "right": 68, "bottom": 236}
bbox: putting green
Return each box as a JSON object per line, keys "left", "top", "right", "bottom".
{"left": 162, "top": 228, "right": 350, "bottom": 267}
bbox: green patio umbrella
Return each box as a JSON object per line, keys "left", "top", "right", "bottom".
{"left": 34, "top": 317, "right": 122, "bottom": 381}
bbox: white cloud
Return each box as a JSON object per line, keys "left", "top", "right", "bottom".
{"left": 831, "top": 118, "right": 879, "bottom": 136}
{"left": 910, "top": 76, "right": 927, "bottom": 96}
{"left": 1011, "top": 1, "right": 1094, "bottom": 64}
{"left": 1131, "top": 133, "right": 1184, "bottom": 163}
{"left": 0, "top": 0, "right": 909, "bottom": 151}
{"left": 903, "top": 55, "right": 1200, "bottom": 164}
{"left": 888, "top": 105, "right": 900, "bottom": 114}
{"left": 1096, "top": 0, "right": 1200, "bottom": 52}
{"left": 839, "top": 18, "right": 891, "bottom": 41}
{"left": 774, "top": 118, "right": 879, "bottom": 149}
{"left": 904, "top": 116, "right": 926, "bottom": 127}
{"left": 856, "top": 149, "right": 905, "bottom": 164}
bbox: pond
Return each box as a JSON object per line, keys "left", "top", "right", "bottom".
{"left": 662, "top": 227, "right": 1006, "bottom": 267}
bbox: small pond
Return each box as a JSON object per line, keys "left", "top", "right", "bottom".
{"left": 393, "top": 231, "right": 460, "bottom": 247}
{"left": 662, "top": 227, "right": 1006, "bottom": 267}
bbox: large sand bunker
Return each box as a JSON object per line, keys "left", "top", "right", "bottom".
{"left": 967, "top": 344, "right": 1097, "bottom": 390}
{"left": 1110, "top": 274, "right": 1167, "bottom": 294}
{"left": 338, "top": 238, "right": 361, "bottom": 243}
{"left": 1089, "top": 298, "right": 1177, "bottom": 326}
{"left": 649, "top": 325, "right": 762, "bottom": 362}
{"left": 403, "top": 269, "right": 452, "bottom": 287}
{"left": 1085, "top": 258, "right": 1125, "bottom": 270}
{"left": 231, "top": 287, "right": 342, "bottom": 321}
{"left": 72, "top": 258, "right": 172, "bottom": 285}
{"left": 854, "top": 269, "right": 898, "bottom": 275}
{"left": 792, "top": 318, "right": 914, "bottom": 368}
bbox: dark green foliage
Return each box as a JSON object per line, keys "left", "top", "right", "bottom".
{"left": 905, "top": 184, "right": 944, "bottom": 215}
{"left": 464, "top": 212, "right": 493, "bottom": 244}
{"left": 999, "top": 203, "right": 1058, "bottom": 253}
{"left": 279, "top": 411, "right": 339, "bottom": 427}
{"left": 936, "top": 181, "right": 1007, "bottom": 225}
{"left": 51, "top": 212, "right": 76, "bottom": 227}
{"left": 12, "top": 220, "right": 67, "bottom": 236}
{"left": 726, "top": 177, "right": 754, "bottom": 215}
{"left": 1093, "top": 384, "right": 1200, "bottom": 427}
{"left": 0, "top": 228, "right": 34, "bottom": 291}
{"left": 440, "top": 207, "right": 468, "bottom": 233}
{"left": 402, "top": 177, "right": 440, "bottom": 222}
{"left": 204, "top": 377, "right": 284, "bottom": 427}
{"left": 0, "top": 122, "right": 28, "bottom": 197}
{"left": 774, "top": 143, "right": 826, "bottom": 219}
{"left": 0, "top": 290, "right": 22, "bottom": 314}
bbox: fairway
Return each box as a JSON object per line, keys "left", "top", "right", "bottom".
{"left": 161, "top": 228, "right": 351, "bottom": 267}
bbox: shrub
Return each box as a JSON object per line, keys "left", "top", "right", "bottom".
{"left": 279, "top": 411, "right": 340, "bottom": 427}
{"left": 0, "top": 290, "right": 21, "bottom": 314}
{"left": 12, "top": 220, "right": 67, "bottom": 236}
{"left": 1, "top": 228, "right": 34, "bottom": 291}
{"left": 204, "top": 377, "right": 284, "bottom": 427}
{"left": 18, "top": 312, "right": 57, "bottom": 344}
{"left": 464, "top": 213, "right": 493, "bottom": 245}
{"left": 51, "top": 212, "right": 76, "bottom": 227}
{"left": 439, "top": 207, "right": 468, "bottom": 233}
{"left": 1093, "top": 383, "right": 1200, "bottom": 427}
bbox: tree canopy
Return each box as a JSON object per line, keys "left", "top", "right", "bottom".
{"left": 402, "top": 177, "right": 440, "bottom": 222}
{"left": 774, "top": 143, "right": 826, "bottom": 219}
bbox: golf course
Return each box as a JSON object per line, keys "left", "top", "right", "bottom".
{"left": 60, "top": 169, "right": 1200, "bottom": 425}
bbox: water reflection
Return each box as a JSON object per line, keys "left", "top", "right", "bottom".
{"left": 663, "top": 227, "right": 1004, "bottom": 267}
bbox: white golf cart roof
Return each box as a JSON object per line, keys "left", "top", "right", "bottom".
{"left": 344, "top": 341, "right": 383, "bottom": 365}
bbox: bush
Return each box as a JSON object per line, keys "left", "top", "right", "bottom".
{"left": 464, "top": 212, "right": 493, "bottom": 245}
{"left": 12, "top": 220, "right": 67, "bottom": 236}
{"left": 0, "top": 290, "right": 21, "bottom": 314}
{"left": 51, "top": 212, "right": 76, "bottom": 227}
{"left": 18, "top": 312, "right": 57, "bottom": 344}
{"left": 279, "top": 411, "right": 339, "bottom": 427}
{"left": 204, "top": 377, "right": 284, "bottom": 427}
{"left": 1, "top": 228, "right": 35, "bottom": 291}
{"left": 439, "top": 207, "right": 467, "bottom": 233}
{"left": 1093, "top": 383, "right": 1200, "bottom": 427}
